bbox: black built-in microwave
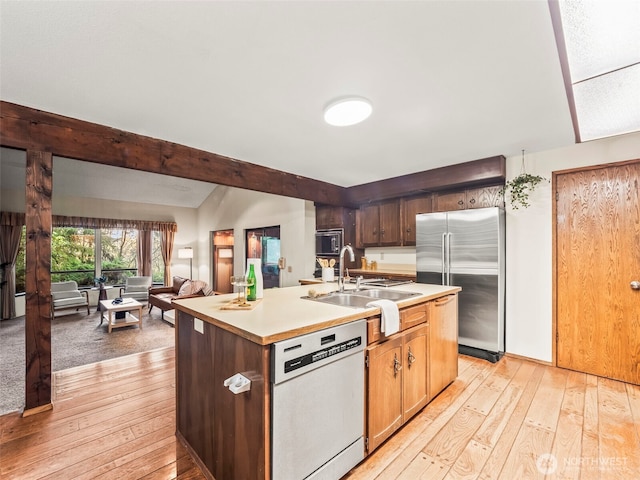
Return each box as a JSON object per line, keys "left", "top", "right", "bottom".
{"left": 315, "top": 229, "right": 343, "bottom": 256}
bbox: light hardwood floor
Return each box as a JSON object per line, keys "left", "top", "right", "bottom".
{"left": 1, "top": 348, "right": 638, "bottom": 479}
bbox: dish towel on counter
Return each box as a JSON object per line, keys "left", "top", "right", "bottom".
{"left": 367, "top": 299, "right": 400, "bottom": 336}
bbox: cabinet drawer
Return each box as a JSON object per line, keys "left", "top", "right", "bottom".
{"left": 367, "top": 316, "right": 382, "bottom": 345}
{"left": 368, "top": 303, "right": 428, "bottom": 345}
{"left": 400, "top": 304, "right": 428, "bottom": 330}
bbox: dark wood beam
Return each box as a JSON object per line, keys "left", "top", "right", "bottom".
{"left": 346, "top": 155, "right": 506, "bottom": 204}
{"left": 0, "top": 101, "right": 349, "bottom": 207}
{"left": 24, "top": 150, "right": 53, "bottom": 415}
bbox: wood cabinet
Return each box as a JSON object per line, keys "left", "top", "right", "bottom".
{"left": 428, "top": 294, "right": 458, "bottom": 400}
{"left": 401, "top": 195, "right": 432, "bottom": 246}
{"left": 360, "top": 200, "right": 401, "bottom": 247}
{"left": 433, "top": 185, "right": 504, "bottom": 212}
{"left": 366, "top": 323, "right": 428, "bottom": 452}
{"left": 365, "top": 294, "right": 459, "bottom": 454}
{"left": 365, "top": 302, "right": 429, "bottom": 453}
{"left": 316, "top": 205, "right": 353, "bottom": 230}
{"left": 315, "top": 204, "right": 361, "bottom": 268}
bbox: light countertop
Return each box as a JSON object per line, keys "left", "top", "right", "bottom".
{"left": 173, "top": 283, "right": 460, "bottom": 345}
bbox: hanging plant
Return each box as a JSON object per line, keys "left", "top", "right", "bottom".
{"left": 500, "top": 150, "right": 547, "bottom": 210}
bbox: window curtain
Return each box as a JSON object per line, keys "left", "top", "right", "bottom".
{"left": 161, "top": 230, "right": 175, "bottom": 285}
{"left": 0, "top": 225, "right": 22, "bottom": 319}
{"left": 0, "top": 211, "right": 177, "bottom": 232}
{"left": 137, "top": 230, "right": 152, "bottom": 277}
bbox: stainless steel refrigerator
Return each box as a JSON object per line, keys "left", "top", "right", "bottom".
{"left": 416, "top": 207, "right": 505, "bottom": 362}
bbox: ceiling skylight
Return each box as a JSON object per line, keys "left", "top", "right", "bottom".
{"left": 550, "top": 0, "right": 640, "bottom": 142}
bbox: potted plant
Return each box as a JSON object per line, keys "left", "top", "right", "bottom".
{"left": 500, "top": 150, "right": 547, "bottom": 209}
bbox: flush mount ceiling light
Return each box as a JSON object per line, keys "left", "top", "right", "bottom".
{"left": 323, "top": 97, "right": 372, "bottom": 126}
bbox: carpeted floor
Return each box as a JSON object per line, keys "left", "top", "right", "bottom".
{"left": 0, "top": 306, "right": 175, "bottom": 415}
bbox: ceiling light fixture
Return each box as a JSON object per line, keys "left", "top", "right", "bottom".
{"left": 323, "top": 97, "right": 372, "bottom": 126}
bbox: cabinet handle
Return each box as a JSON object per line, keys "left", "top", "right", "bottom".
{"left": 457, "top": 200, "right": 464, "bottom": 206}
{"left": 408, "top": 347, "right": 416, "bottom": 366}
{"left": 434, "top": 295, "right": 456, "bottom": 306}
{"left": 406, "top": 227, "right": 412, "bottom": 233}
{"left": 469, "top": 198, "right": 476, "bottom": 204}
{"left": 393, "top": 353, "right": 402, "bottom": 376}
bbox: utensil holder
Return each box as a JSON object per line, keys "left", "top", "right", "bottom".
{"left": 322, "top": 267, "right": 335, "bottom": 282}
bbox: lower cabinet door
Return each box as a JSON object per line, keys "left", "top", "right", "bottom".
{"left": 366, "top": 336, "right": 403, "bottom": 452}
{"left": 429, "top": 294, "right": 459, "bottom": 400}
{"left": 403, "top": 324, "right": 429, "bottom": 420}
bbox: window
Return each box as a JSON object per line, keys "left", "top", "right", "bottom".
{"left": 51, "top": 227, "right": 95, "bottom": 287}
{"left": 100, "top": 228, "right": 138, "bottom": 285}
{"left": 13, "top": 226, "right": 167, "bottom": 293}
{"left": 15, "top": 226, "right": 26, "bottom": 294}
{"left": 151, "top": 231, "right": 164, "bottom": 284}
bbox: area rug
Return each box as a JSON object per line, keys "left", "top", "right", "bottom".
{"left": 0, "top": 308, "right": 175, "bottom": 415}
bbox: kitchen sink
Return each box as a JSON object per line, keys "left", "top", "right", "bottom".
{"left": 303, "top": 288, "right": 420, "bottom": 308}
{"left": 347, "top": 288, "right": 420, "bottom": 301}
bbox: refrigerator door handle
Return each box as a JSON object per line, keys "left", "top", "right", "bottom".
{"left": 446, "top": 232, "right": 452, "bottom": 285}
{"left": 441, "top": 232, "right": 447, "bottom": 285}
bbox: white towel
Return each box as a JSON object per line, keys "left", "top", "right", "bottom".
{"left": 367, "top": 299, "right": 400, "bottom": 336}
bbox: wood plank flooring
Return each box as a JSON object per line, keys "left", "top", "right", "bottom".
{"left": 1, "top": 349, "right": 639, "bottom": 479}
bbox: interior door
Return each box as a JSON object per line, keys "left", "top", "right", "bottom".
{"left": 555, "top": 161, "right": 640, "bottom": 384}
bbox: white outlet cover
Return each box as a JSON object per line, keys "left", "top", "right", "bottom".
{"left": 194, "top": 318, "right": 204, "bottom": 334}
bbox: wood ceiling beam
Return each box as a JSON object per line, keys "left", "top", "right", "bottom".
{"left": 0, "top": 101, "right": 349, "bottom": 207}
{"left": 2, "top": 101, "right": 506, "bottom": 209}
{"left": 346, "top": 155, "right": 506, "bottom": 205}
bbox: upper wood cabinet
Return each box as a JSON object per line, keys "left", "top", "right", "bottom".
{"left": 401, "top": 195, "right": 432, "bottom": 246}
{"left": 360, "top": 200, "right": 401, "bottom": 247}
{"left": 315, "top": 205, "right": 354, "bottom": 230}
{"left": 433, "top": 185, "right": 504, "bottom": 212}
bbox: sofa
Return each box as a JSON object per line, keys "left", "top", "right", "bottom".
{"left": 148, "top": 276, "right": 213, "bottom": 319}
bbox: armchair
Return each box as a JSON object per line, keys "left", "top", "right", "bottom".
{"left": 51, "top": 280, "right": 90, "bottom": 316}
{"left": 119, "top": 276, "right": 152, "bottom": 304}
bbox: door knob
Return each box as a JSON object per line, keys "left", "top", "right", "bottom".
{"left": 631, "top": 281, "right": 640, "bottom": 290}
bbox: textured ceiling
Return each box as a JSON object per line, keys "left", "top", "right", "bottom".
{"left": 0, "top": 0, "right": 575, "bottom": 205}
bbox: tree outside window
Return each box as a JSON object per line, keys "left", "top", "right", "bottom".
{"left": 100, "top": 228, "right": 137, "bottom": 285}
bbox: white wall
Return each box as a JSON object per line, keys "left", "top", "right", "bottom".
{"left": 196, "top": 186, "right": 316, "bottom": 288}
{"left": 505, "top": 131, "right": 640, "bottom": 362}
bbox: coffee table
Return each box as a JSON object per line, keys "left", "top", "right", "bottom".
{"left": 99, "top": 299, "right": 143, "bottom": 333}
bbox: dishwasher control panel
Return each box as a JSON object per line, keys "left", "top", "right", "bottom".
{"left": 285, "top": 337, "right": 362, "bottom": 373}
{"left": 271, "top": 319, "right": 366, "bottom": 384}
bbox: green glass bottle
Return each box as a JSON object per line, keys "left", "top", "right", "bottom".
{"left": 247, "top": 263, "right": 257, "bottom": 301}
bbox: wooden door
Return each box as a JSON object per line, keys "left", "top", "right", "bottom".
{"left": 556, "top": 161, "right": 640, "bottom": 384}
{"left": 429, "top": 294, "right": 459, "bottom": 400}
{"left": 379, "top": 200, "right": 401, "bottom": 246}
{"left": 366, "top": 336, "right": 403, "bottom": 452}
{"left": 402, "top": 324, "right": 428, "bottom": 421}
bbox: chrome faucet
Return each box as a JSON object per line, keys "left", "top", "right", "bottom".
{"left": 338, "top": 244, "right": 355, "bottom": 292}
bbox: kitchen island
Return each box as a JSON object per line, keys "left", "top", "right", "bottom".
{"left": 172, "top": 282, "right": 460, "bottom": 480}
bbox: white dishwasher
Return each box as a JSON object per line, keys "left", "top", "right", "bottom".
{"left": 271, "top": 319, "right": 366, "bottom": 480}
